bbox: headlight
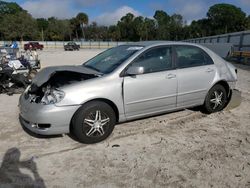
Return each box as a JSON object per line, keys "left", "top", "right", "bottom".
{"left": 41, "top": 86, "right": 65, "bottom": 105}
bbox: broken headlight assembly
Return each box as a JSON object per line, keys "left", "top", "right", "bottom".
{"left": 41, "top": 85, "right": 65, "bottom": 105}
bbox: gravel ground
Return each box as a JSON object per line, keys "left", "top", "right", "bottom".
{"left": 0, "top": 49, "right": 249, "bottom": 188}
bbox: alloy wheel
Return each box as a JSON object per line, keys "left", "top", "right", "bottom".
{"left": 83, "top": 110, "right": 110, "bottom": 137}
{"left": 209, "top": 90, "right": 224, "bottom": 110}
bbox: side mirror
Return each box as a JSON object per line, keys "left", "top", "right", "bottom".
{"left": 126, "top": 66, "right": 145, "bottom": 76}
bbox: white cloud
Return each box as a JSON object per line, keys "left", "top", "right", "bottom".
{"left": 95, "top": 6, "right": 141, "bottom": 26}
{"left": 21, "top": 0, "right": 75, "bottom": 19}
{"left": 169, "top": 0, "right": 206, "bottom": 24}
{"left": 21, "top": 1, "right": 141, "bottom": 25}
{"left": 166, "top": 0, "right": 250, "bottom": 23}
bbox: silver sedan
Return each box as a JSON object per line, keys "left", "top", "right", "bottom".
{"left": 19, "top": 41, "right": 238, "bottom": 143}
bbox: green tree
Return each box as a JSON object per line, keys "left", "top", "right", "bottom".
{"left": 76, "top": 12, "right": 88, "bottom": 40}
{"left": 0, "top": 1, "right": 23, "bottom": 15}
{"left": 207, "top": 3, "right": 247, "bottom": 34}
{"left": 141, "top": 18, "right": 156, "bottom": 40}
{"left": 86, "top": 22, "right": 98, "bottom": 40}
{"left": 246, "top": 15, "right": 250, "bottom": 29}
{"left": 1, "top": 0, "right": 250, "bottom": 42}
{"left": 0, "top": 1, "right": 35, "bottom": 40}
{"left": 85, "top": 22, "right": 106, "bottom": 41}
{"left": 133, "top": 16, "right": 144, "bottom": 40}
{"left": 0, "top": 11, "right": 38, "bottom": 40}
{"left": 36, "top": 18, "right": 49, "bottom": 41}
{"left": 169, "top": 14, "right": 184, "bottom": 40}
{"left": 70, "top": 17, "right": 80, "bottom": 40}
{"left": 98, "top": 26, "right": 109, "bottom": 41}
{"left": 45, "top": 17, "right": 71, "bottom": 41}
{"left": 108, "top": 25, "right": 121, "bottom": 41}
{"left": 188, "top": 18, "right": 211, "bottom": 38}
{"left": 154, "top": 10, "right": 171, "bottom": 40}
{"left": 117, "top": 13, "right": 137, "bottom": 41}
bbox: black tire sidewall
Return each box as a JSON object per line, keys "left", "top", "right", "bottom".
{"left": 72, "top": 101, "right": 116, "bottom": 144}
{"left": 204, "top": 84, "right": 227, "bottom": 113}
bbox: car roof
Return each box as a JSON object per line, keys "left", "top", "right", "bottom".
{"left": 130, "top": 41, "right": 202, "bottom": 47}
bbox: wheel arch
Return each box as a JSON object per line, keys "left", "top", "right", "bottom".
{"left": 210, "top": 80, "right": 230, "bottom": 98}
{"left": 87, "top": 98, "right": 120, "bottom": 122}
{"left": 202, "top": 80, "right": 231, "bottom": 114}
{"left": 70, "top": 98, "right": 120, "bottom": 132}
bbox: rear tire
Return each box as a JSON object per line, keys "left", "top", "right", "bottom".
{"left": 72, "top": 101, "right": 116, "bottom": 144}
{"left": 203, "top": 84, "right": 228, "bottom": 114}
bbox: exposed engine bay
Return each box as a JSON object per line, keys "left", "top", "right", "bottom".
{"left": 25, "top": 68, "right": 98, "bottom": 105}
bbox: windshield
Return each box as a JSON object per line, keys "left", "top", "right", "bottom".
{"left": 83, "top": 45, "right": 144, "bottom": 74}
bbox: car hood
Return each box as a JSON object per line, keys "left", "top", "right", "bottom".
{"left": 32, "top": 65, "right": 99, "bottom": 87}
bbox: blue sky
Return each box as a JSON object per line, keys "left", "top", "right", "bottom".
{"left": 4, "top": 0, "right": 250, "bottom": 25}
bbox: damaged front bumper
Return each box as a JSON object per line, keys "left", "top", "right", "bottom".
{"left": 19, "top": 93, "right": 80, "bottom": 135}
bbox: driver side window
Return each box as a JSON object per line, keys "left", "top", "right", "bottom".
{"left": 129, "top": 46, "right": 172, "bottom": 74}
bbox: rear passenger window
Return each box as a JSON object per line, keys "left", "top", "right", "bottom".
{"left": 130, "top": 46, "right": 172, "bottom": 74}
{"left": 175, "top": 46, "right": 213, "bottom": 68}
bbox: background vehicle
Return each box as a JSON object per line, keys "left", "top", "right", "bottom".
{"left": 24, "top": 42, "right": 44, "bottom": 51}
{"left": 19, "top": 42, "right": 238, "bottom": 144}
{"left": 64, "top": 42, "right": 80, "bottom": 51}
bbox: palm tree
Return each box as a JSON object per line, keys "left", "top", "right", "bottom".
{"left": 76, "top": 12, "right": 88, "bottom": 41}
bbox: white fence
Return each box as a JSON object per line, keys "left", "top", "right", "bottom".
{"left": 184, "top": 30, "right": 250, "bottom": 51}
{"left": 0, "top": 41, "right": 130, "bottom": 49}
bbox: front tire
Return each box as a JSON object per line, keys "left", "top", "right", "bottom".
{"left": 203, "top": 84, "right": 228, "bottom": 114}
{"left": 72, "top": 101, "right": 116, "bottom": 144}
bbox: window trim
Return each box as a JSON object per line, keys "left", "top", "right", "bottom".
{"left": 173, "top": 45, "right": 214, "bottom": 69}
{"left": 120, "top": 45, "right": 175, "bottom": 77}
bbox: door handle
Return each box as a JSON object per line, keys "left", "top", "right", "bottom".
{"left": 206, "top": 68, "right": 214, "bottom": 73}
{"left": 166, "top": 73, "right": 176, "bottom": 79}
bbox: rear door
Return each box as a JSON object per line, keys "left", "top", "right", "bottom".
{"left": 123, "top": 46, "right": 177, "bottom": 119}
{"left": 174, "top": 45, "right": 216, "bottom": 107}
